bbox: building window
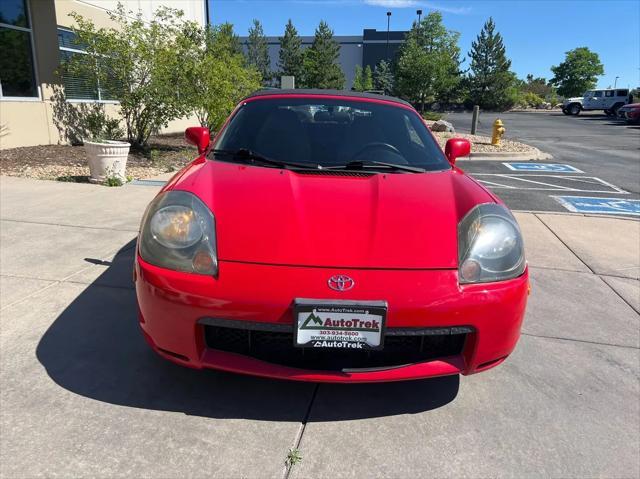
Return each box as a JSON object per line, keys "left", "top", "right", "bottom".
{"left": 0, "top": 0, "right": 38, "bottom": 99}
{"left": 57, "top": 28, "right": 117, "bottom": 102}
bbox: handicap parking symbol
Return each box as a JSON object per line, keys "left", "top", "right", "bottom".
{"left": 503, "top": 163, "right": 583, "bottom": 173}
{"left": 552, "top": 196, "right": 640, "bottom": 216}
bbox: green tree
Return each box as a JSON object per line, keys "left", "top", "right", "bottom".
{"left": 210, "top": 22, "right": 243, "bottom": 57}
{"left": 395, "top": 12, "right": 462, "bottom": 110}
{"left": 67, "top": 5, "right": 197, "bottom": 149}
{"left": 467, "top": 17, "right": 518, "bottom": 110}
{"left": 301, "top": 21, "right": 345, "bottom": 89}
{"left": 550, "top": 47, "right": 604, "bottom": 98}
{"left": 181, "top": 24, "right": 261, "bottom": 132}
{"left": 246, "top": 19, "right": 270, "bottom": 84}
{"left": 373, "top": 59, "right": 394, "bottom": 94}
{"left": 523, "top": 74, "right": 553, "bottom": 97}
{"left": 278, "top": 19, "right": 304, "bottom": 82}
{"left": 353, "top": 65, "right": 364, "bottom": 91}
{"left": 363, "top": 65, "right": 373, "bottom": 91}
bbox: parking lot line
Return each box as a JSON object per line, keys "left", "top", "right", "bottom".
{"left": 473, "top": 174, "right": 629, "bottom": 194}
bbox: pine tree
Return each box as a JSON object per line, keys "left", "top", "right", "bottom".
{"left": 467, "top": 17, "right": 517, "bottom": 110}
{"left": 246, "top": 19, "right": 270, "bottom": 84}
{"left": 353, "top": 65, "right": 364, "bottom": 91}
{"left": 278, "top": 19, "right": 304, "bottom": 82}
{"left": 363, "top": 65, "right": 373, "bottom": 91}
{"left": 301, "top": 21, "right": 345, "bottom": 89}
{"left": 395, "top": 12, "right": 461, "bottom": 110}
{"left": 373, "top": 59, "right": 394, "bottom": 94}
{"left": 209, "top": 23, "right": 242, "bottom": 57}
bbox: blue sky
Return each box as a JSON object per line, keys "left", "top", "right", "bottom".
{"left": 209, "top": 0, "right": 640, "bottom": 89}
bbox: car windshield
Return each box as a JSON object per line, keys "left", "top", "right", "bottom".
{"left": 212, "top": 97, "right": 450, "bottom": 172}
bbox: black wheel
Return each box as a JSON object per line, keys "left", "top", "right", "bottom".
{"left": 568, "top": 103, "right": 581, "bottom": 115}
{"left": 604, "top": 109, "right": 612, "bottom": 117}
{"left": 562, "top": 108, "right": 570, "bottom": 115}
{"left": 611, "top": 103, "right": 623, "bottom": 116}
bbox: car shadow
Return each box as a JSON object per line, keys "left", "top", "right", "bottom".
{"left": 36, "top": 240, "right": 459, "bottom": 423}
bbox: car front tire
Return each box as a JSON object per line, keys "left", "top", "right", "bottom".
{"left": 611, "top": 103, "right": 623, "bottom": 117}
{"left": 568, "top": 103, "right": 581, "bottom": 115}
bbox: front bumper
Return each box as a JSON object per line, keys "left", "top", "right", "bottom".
{"left": 620, "top": 109, "right": 640, "bottom": 122}
{"left": 135, "top": 257, "right": 529, "bottom": 383}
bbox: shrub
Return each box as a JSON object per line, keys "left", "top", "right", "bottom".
{"left": 518, "top": 92, "right": 545, "bottom": 108}
{"left": 67, "top": 5, "right": 197, "bottom": 150}
{"left": 422, "top": 111, "right": 443, "bottom": 121}
{"left": 51, "top": 86, "right": 124, "bottom": 143}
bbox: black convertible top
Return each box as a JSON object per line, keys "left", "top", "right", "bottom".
{"left": 244, "top": 89, "right": 413, "bottom": 108}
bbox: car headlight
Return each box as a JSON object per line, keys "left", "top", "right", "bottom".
{"left": 458, "top": 204, "right": 525, "bottom": 284}
{"left": 139, "top": 190, "right": 218, "bottom": 276}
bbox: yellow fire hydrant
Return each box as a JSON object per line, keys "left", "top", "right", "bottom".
{"left": 491, "top": 119, "right": 506, "bottom": 146}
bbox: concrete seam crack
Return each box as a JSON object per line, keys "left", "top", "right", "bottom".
{"left": 522, "top": 332, "right": 639, "bottom": 350}
{"left": 533, "top": 213, "right": 596, "bottom": 274}
{"left": 283, "top": 384, "right": 319, "bottom": 479}
{"left": 0, "top": 244, "right": 135, "bottom": 310}
{"left": 0, "top": 218, "right": 138, "bottom": 233}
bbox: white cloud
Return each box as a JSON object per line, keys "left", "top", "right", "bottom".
{"left": 363, "top": 0, "right": 471, "bottom": 14}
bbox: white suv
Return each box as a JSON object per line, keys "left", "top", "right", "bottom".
{"left": 562, "top": 89, "right": 630, "bottom": 116}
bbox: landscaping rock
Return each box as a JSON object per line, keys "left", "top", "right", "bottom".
{"left": 430, "top": 119, "right": 455, "bottom": 133}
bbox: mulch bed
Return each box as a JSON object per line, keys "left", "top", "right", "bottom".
{"left": 0, "top": 134, "right": 197, "bottom": 183}
{"left": 1, "top": 129, "right": 537, "bottom": 184}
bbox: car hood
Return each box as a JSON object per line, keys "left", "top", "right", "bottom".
{"left": 621, "top": 103, "right": 640, "bottom": 110}
{"left": 170, "top": 160, "right": 495, "bottom": 269}
{"left": 564, "top": 97, "right": 583, "bottom": 103}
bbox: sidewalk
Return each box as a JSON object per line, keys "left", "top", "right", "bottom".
{"left": 1, "top": 176, "right": 638, "bottom": 478}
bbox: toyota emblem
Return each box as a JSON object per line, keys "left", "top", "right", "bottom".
{"left": 328, "top": 275, "right": 355, "bottom": 292}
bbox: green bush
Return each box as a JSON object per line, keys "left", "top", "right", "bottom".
{"left": 83, "top": 108, "right": 124, "bottom": 142}
{"left": 422, "top": 111, "right": 443, "bottom": 121}
{"left": 518, "top": 91, "right": 545, "bottom": 108}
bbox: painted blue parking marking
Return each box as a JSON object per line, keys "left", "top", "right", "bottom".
{"left": 552, "top": 196, "right": 640, "bottom": 216}
{"left": 503, "top": 163, "right": 583, "bottom": 173}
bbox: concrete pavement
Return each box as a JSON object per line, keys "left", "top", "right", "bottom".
{"left": 1, "top": 176, "right": 638, "bottom": 478}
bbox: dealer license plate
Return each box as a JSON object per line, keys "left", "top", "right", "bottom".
{"left": 294, "top": 299, "right": 387, "bottom": 350}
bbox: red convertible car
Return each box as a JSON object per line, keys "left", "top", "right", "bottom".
{"left": 135, "top": 90, "right": 529, "bottom": 383}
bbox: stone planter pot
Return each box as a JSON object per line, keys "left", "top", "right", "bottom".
{"left": 84, "top": 140, "right": 130, "bottom": 184}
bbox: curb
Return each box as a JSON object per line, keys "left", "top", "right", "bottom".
{"left": 460, "top": 147, "right": 552, "bottom": 162}
{"left": 511, "top": 210, "right": 640, "bottom": 222}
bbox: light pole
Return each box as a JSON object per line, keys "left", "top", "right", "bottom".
{"left": 417, "top": 9, "right": 422, "bottom": 25}
{"left": 614, "top": 76, "right": 619, "bottom": 88}
{"left": 386, "top": 11, "right": 391, "bottom": 60}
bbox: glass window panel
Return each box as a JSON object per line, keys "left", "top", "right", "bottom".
{"left": 57, "top": 28, "right": 87, "bottom": 51}
{"left": 0, "top": 0, "right": 29, "bottom": 28}
{"left": 59, "top": 50, "right": 99, "bottom": 100}
{"left": 0, "top": 26, "right": 37, "bottom": 97}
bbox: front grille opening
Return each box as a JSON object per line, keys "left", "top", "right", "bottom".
{"left": 294, "top": 169, "right": 374, "bottom": 177}
{"left": 204, "top": 325, "right": 468, "bottom": 371}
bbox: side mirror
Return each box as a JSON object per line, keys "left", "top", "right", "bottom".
{"left": 185, "top": 127, "right": 210, "bottom": 155}
{"left": 444, "top": 138, "right": 471, "bottom": 166}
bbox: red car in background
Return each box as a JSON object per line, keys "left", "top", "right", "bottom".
{"left": 617, "top": 103, "right": 640, "bottom": 124}
{"left": 135, "top": 90, "right": 529, "bottom": 383}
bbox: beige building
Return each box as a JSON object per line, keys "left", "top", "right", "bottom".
{"left": 0, "top": 0, "right": 208, "bottom": 149}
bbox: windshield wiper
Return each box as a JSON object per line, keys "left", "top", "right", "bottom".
{"left": 211, "top": 149, "right": 321, "bottom": 170}
{"left": 328, "top": 160, "right": 425, "bottom": 173}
